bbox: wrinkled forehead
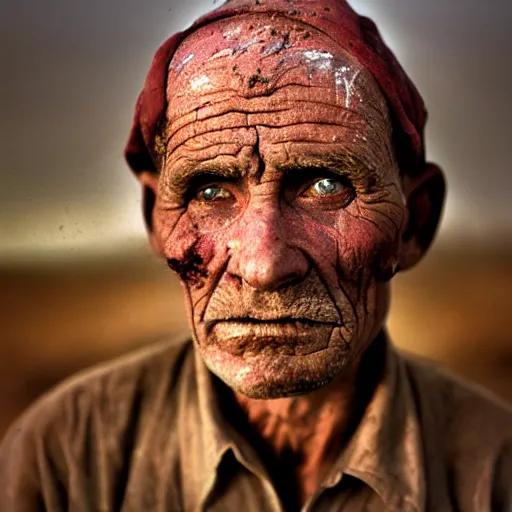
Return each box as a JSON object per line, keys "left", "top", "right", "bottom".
{"left": 167, "top": 13, "right": 389, "bottom": 123}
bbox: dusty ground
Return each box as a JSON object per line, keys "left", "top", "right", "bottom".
{"left": 1, "top": 244, "right": 511, "bottom": 437}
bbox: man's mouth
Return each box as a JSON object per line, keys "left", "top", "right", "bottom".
{"left": 206, "top": 316, "right": 341, "bottom": 332}
{"left": 205, "top": 318, "right": 341, "bottom": 356}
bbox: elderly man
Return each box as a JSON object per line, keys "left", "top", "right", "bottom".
{"left": 1, "top": 0, "right": 511, "bottom": 510}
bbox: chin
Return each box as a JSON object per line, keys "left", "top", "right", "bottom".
{"left": 199, "top": 343, "right": 351, "bottom": 399}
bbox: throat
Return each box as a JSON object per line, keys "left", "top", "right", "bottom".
{"left": 237, "top": 389, "right": 353, "bottom": 459}
{"left": 235, "top": 380, "right": 356, "bottom": 506}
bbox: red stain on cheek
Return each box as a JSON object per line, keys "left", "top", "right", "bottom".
{"left": 157, "top": 210, "right": 219, "bottom": 289}
{"left": 167, "top": 247, "right": 207, "bottom": 287}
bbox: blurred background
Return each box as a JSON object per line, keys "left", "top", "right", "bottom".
{"left": 1, "top": 0, "right": 511, "bottom": 436}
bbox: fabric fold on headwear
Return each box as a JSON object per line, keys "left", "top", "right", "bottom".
{"left": 125, "top": 0, "right": 433, "bottom": 177}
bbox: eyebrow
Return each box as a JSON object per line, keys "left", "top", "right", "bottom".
{"left": 278, "top": 152, "right": 379, "bottom": 190}
{"left": 164, "top": 161, "right": 245, "bottom": 192}
{"left": 163, "top": 150, "right": 379, "bottom": 194}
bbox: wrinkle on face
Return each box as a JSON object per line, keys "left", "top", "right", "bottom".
{"left": 152, "top": 14, "right": 406, "bottom": 398}
{"left": 203, "top": 269, "right": 342, "bottom": 326}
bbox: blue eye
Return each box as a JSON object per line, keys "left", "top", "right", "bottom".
{"left": 312, "top": 178, "right": 344, "bottom": 196}
{"left": 197, "top": 185, "right": 232, "bottom": 202}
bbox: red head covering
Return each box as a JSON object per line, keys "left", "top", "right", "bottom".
{"left": 125, "top": 0, "right": 431, "bottom": 177}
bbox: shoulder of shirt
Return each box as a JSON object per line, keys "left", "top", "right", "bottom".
{"left": 1, "top": 335, "right": 194, "bottom": 447}
{"left": 399, "top": 348, "right": 512, "bottom": 449}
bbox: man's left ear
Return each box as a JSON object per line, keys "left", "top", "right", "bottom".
{"left": 138, "top": 171, "right": 165, "bottom": 258}
{"left": 398, "top": 163, "right": 446, "bottom": 271}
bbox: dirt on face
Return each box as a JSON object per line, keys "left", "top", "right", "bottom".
{"left": 152, "top": 14, "right": 405, "bottom": 398}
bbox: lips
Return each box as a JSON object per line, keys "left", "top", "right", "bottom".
{"left": 207, "top": 317, "right": 339, "bottom": 332}
{"left": 208, "top": 318, "right": 339, "bottom": 356}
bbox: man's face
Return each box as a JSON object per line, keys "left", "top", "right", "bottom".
{"left": 151, "top": 14, "right": 406, "bottom": 398}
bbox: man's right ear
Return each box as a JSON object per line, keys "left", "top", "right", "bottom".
{"left": 138, "top": 171, "right": 165, "bottom": 258}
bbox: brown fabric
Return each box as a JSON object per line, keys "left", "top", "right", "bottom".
{"left": 1, "top": 335, "right": 512, "bottom": 511}
{"left": 124, "top": 0, "right": 435, "bottom": 178}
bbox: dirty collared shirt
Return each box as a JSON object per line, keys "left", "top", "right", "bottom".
{"left": 1, "top": 334, "right": 512, "bottom": 512}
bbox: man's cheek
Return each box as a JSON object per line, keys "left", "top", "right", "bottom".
{"left": 309, "top": 209, "right": 398, "bottom": 328}
{"left": 153, "top": 208, "right": 222, "bottom": 290}
{"left": 334, "top": 205, "right": 401, "bottom": 283}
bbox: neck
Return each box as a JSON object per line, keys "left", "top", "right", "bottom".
{"left": 235, "top": 374, "right": 356, "bottom": 506}
{"left": 231, "top": 334, "right": 387, "bottom": 507}
{"left": 235, "top": 366, "right": 358, "bottom": 463}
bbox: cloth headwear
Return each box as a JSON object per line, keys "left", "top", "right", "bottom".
{"left": 125, "top": 0, "right": 433, "bottom": 177}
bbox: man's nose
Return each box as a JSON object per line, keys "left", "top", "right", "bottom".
{"left": 226, "top": 208, "right": 310, "bottom": 291}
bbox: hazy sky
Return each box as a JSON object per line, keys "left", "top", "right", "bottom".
{"left": 1, "top": 0, "right": 511, "bottom": 262}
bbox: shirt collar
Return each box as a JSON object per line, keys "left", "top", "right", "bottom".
{"left": 338, "top": 337, "right": 426, "bottom": 511}
{"left": 181, "top": 335, "right": 425, "bottom": 511}
{"left": 179, "top": 346, "right": 271, "bottom": 510}
{"left": 177, "top": 347, "right": 232, "bottom": 510}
